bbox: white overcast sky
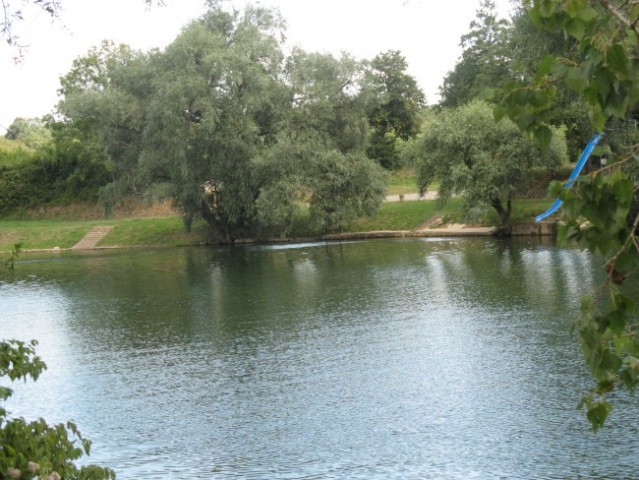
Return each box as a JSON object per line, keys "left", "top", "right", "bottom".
{"left": 0, "top": 0, "right": 513, "bottom": 133}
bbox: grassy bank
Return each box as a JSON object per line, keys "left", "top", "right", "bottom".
{"left": 0, "top": 217, "right": 210, "bottom": 252}
{"left": 0, "top": 196, "right": 557, "bottom": 253}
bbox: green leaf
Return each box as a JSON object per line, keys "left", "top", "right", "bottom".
{"left": 605, "top": 44, "right": 629, "bottom": 76}
{"left": 537, "top": 55, "right": 556, "bottom": 76}
{"left": 565, "top": 67, "right": 589, "bottom": 93}
{"left": 586, "top": 400, "right": 611, "bottom": 431}
{"left": 534, "top": 125, "right": 552, "bottom": 149}
{"left": 565, "top": 18, "right": 587, "bottom": 40}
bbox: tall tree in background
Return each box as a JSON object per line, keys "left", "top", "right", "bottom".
{"left": 57, "top": 41, "right": 154, "bottom": 213}
{"left": 438, "top": 0, "right": 593, "bottom": 160}
{"left": 365, "top": 50, "right": 424, "bottom": 169}
{"left": 506, "top": 4, "right": 592, "bottom": 160}
{"left": 439, "top": 0, "right": 511, "bottom": 108}
{"left": 256, "top": 49, "right": 385, "bottom": 235}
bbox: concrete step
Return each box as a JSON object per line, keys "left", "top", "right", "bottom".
{"left": 71, "top": 226, "right": 114, "bottom": 250}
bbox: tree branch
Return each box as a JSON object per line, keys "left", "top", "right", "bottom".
{"left": 600, "top": 0, "right": 639, "bottom": 34}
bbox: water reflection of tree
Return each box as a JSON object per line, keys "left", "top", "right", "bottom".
{"left": 6, "top": 239, "right": 600, "bottom": 353}
{"left": 423, "top": 238, "right": 598, "bottom": 314}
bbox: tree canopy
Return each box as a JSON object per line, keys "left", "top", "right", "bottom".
{"left": 4, "top": 117, "right": 51, "bottom": 150}
{"left": 415, "top": 99, "right": 566, "bottom": 228}
{"left": 439, "top": 0, "right": 511, "bottom": 108}
{"left": 54, "top": 3, "right": 388, "bottom": 240}
{"left": 365, "top": 50, "right": 425, "bottom": 169}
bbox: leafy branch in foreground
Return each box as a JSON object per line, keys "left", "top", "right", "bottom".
{"left": 2, "top": 243, "right": 21, "bottom": 277}
{"left": 0, "top": 339, "right": 116, "bottom": 479}
{"left": 1, "top": 249, "right": 114, "bottom": 478}
{"left": 497, "top": 0, "right": 639, "bottom": 430}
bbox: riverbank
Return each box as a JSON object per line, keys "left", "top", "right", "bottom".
{"left": 0, "top": 217, "right": 558, "bottom": 255}
{"left": 0, "top": 196, "right": 556, "bottom": 254}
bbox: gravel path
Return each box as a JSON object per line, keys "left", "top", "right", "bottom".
{"left": 384, "top": 191, "right": 438, "bottom": 202}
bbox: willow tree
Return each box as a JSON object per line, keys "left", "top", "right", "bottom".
{"left": 253, "top": 49, "right": 386, "bottom": 236}
{"left": 416, "top": 99, "right": 567, "bottom": 229}
{"left": 140, "top": 5, "right": 288, "bottom": 240}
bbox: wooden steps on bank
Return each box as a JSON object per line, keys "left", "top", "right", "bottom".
{"left": 71, "top": 226, "right": 114, "bottom": 250}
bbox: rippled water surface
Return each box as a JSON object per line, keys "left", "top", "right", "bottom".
{"left": 2, "top": 238, "right": 638, "bottom": 479}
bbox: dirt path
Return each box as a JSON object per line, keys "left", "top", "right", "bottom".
{"left": 384, "top": 191, "right": 438, "bottom": 202}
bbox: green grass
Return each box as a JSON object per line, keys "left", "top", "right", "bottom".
{"left": 0, "top": 220, "right": 110, "bottom": 251}
{"left": 100, "top": 217, "right": 209, "bottom": 247}
{"left": 386, "top": 168, "right": 418, "bottom": 196}
{"left": 0, "top": 217, "right": 210, "bottom": 252}
{"left": 385, "top": 167, "right": 439, "bottom": 196}
{"left": 344, "top": 198, "right": 463, "bottom": 232}
{"left": 0, "top": 197, "right": 559, "bottom": 254}
{"left": 511, "top": 198, "right": 556, "bottom": 222}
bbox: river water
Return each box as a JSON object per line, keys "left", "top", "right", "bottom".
{"left": 1, "top": 238, "right": 638, "bottom": 479}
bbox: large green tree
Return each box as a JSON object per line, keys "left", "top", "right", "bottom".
{"left": 497, "top": 0, "right": 639, "bottom": 429}
{"left": 439, "top": 0, "right": 511, "bottom": 108}
{"left": 140, "top": 5, "right": 288, "bottom": 240}
{"left": 365, "top": 50, "right": 425, "bottom": 169}
{"left": 255, "top": 49, "right": 386, "bottom": 236}
{"left": 416, "top": 99, "right": 567, "bottom": 229}
{"left": 57, "top": 41, "right": 155, "bottom": 213}
{"left": 56, "top": 4, "right": 386, "bottom": 241}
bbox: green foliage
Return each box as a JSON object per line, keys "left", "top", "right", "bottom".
{"left": 0, "top": 144, "right": 34, "bottom": 169}
{"left": 553, "top": 172, "right": 639, "bottom": 430}
{"left": 1, "top": 243, "right": 21, "bottom": 277}
{"left": 57, "top": 41, "right": 153, "bottom": 211}
{"left": 497, "top": 1, "right": 639, "bottom": 144}
{"left": 0, "top": 340, "right": 114, "bottom": 480}
{"left": 306, "top": 151, "right": 387, "bottom": 231}
{"left": 0, "top": 151, "right": 109, "bottom": 216}
{"left": 439, "top": 0, "right": 512, "bottom": 108}
{"left": 254, "top": 138, "right": 386, "bottom": 235}
{"left": 53, "top": 4, "right": 387, "bottom": 241}
{"left": 365, "top": 50, "right": 425, "bottom": 168}
{"left": 414, "top": 100, "right": 566, "bottom": 227}
{"left": 496, "top": 0, "right": 639, "bottom": 429}
{"left": 4, "top": 118, "right": 52, "bottom": 151}
{"left": 284, "top": 49, "right": 369, "bottom": 154}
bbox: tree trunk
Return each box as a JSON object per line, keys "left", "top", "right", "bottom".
{"left": 200, "top": 199, "right": 233, "bottom": 244}
{"left": 489, "top": 196, "right": 512, "bottom": 234}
